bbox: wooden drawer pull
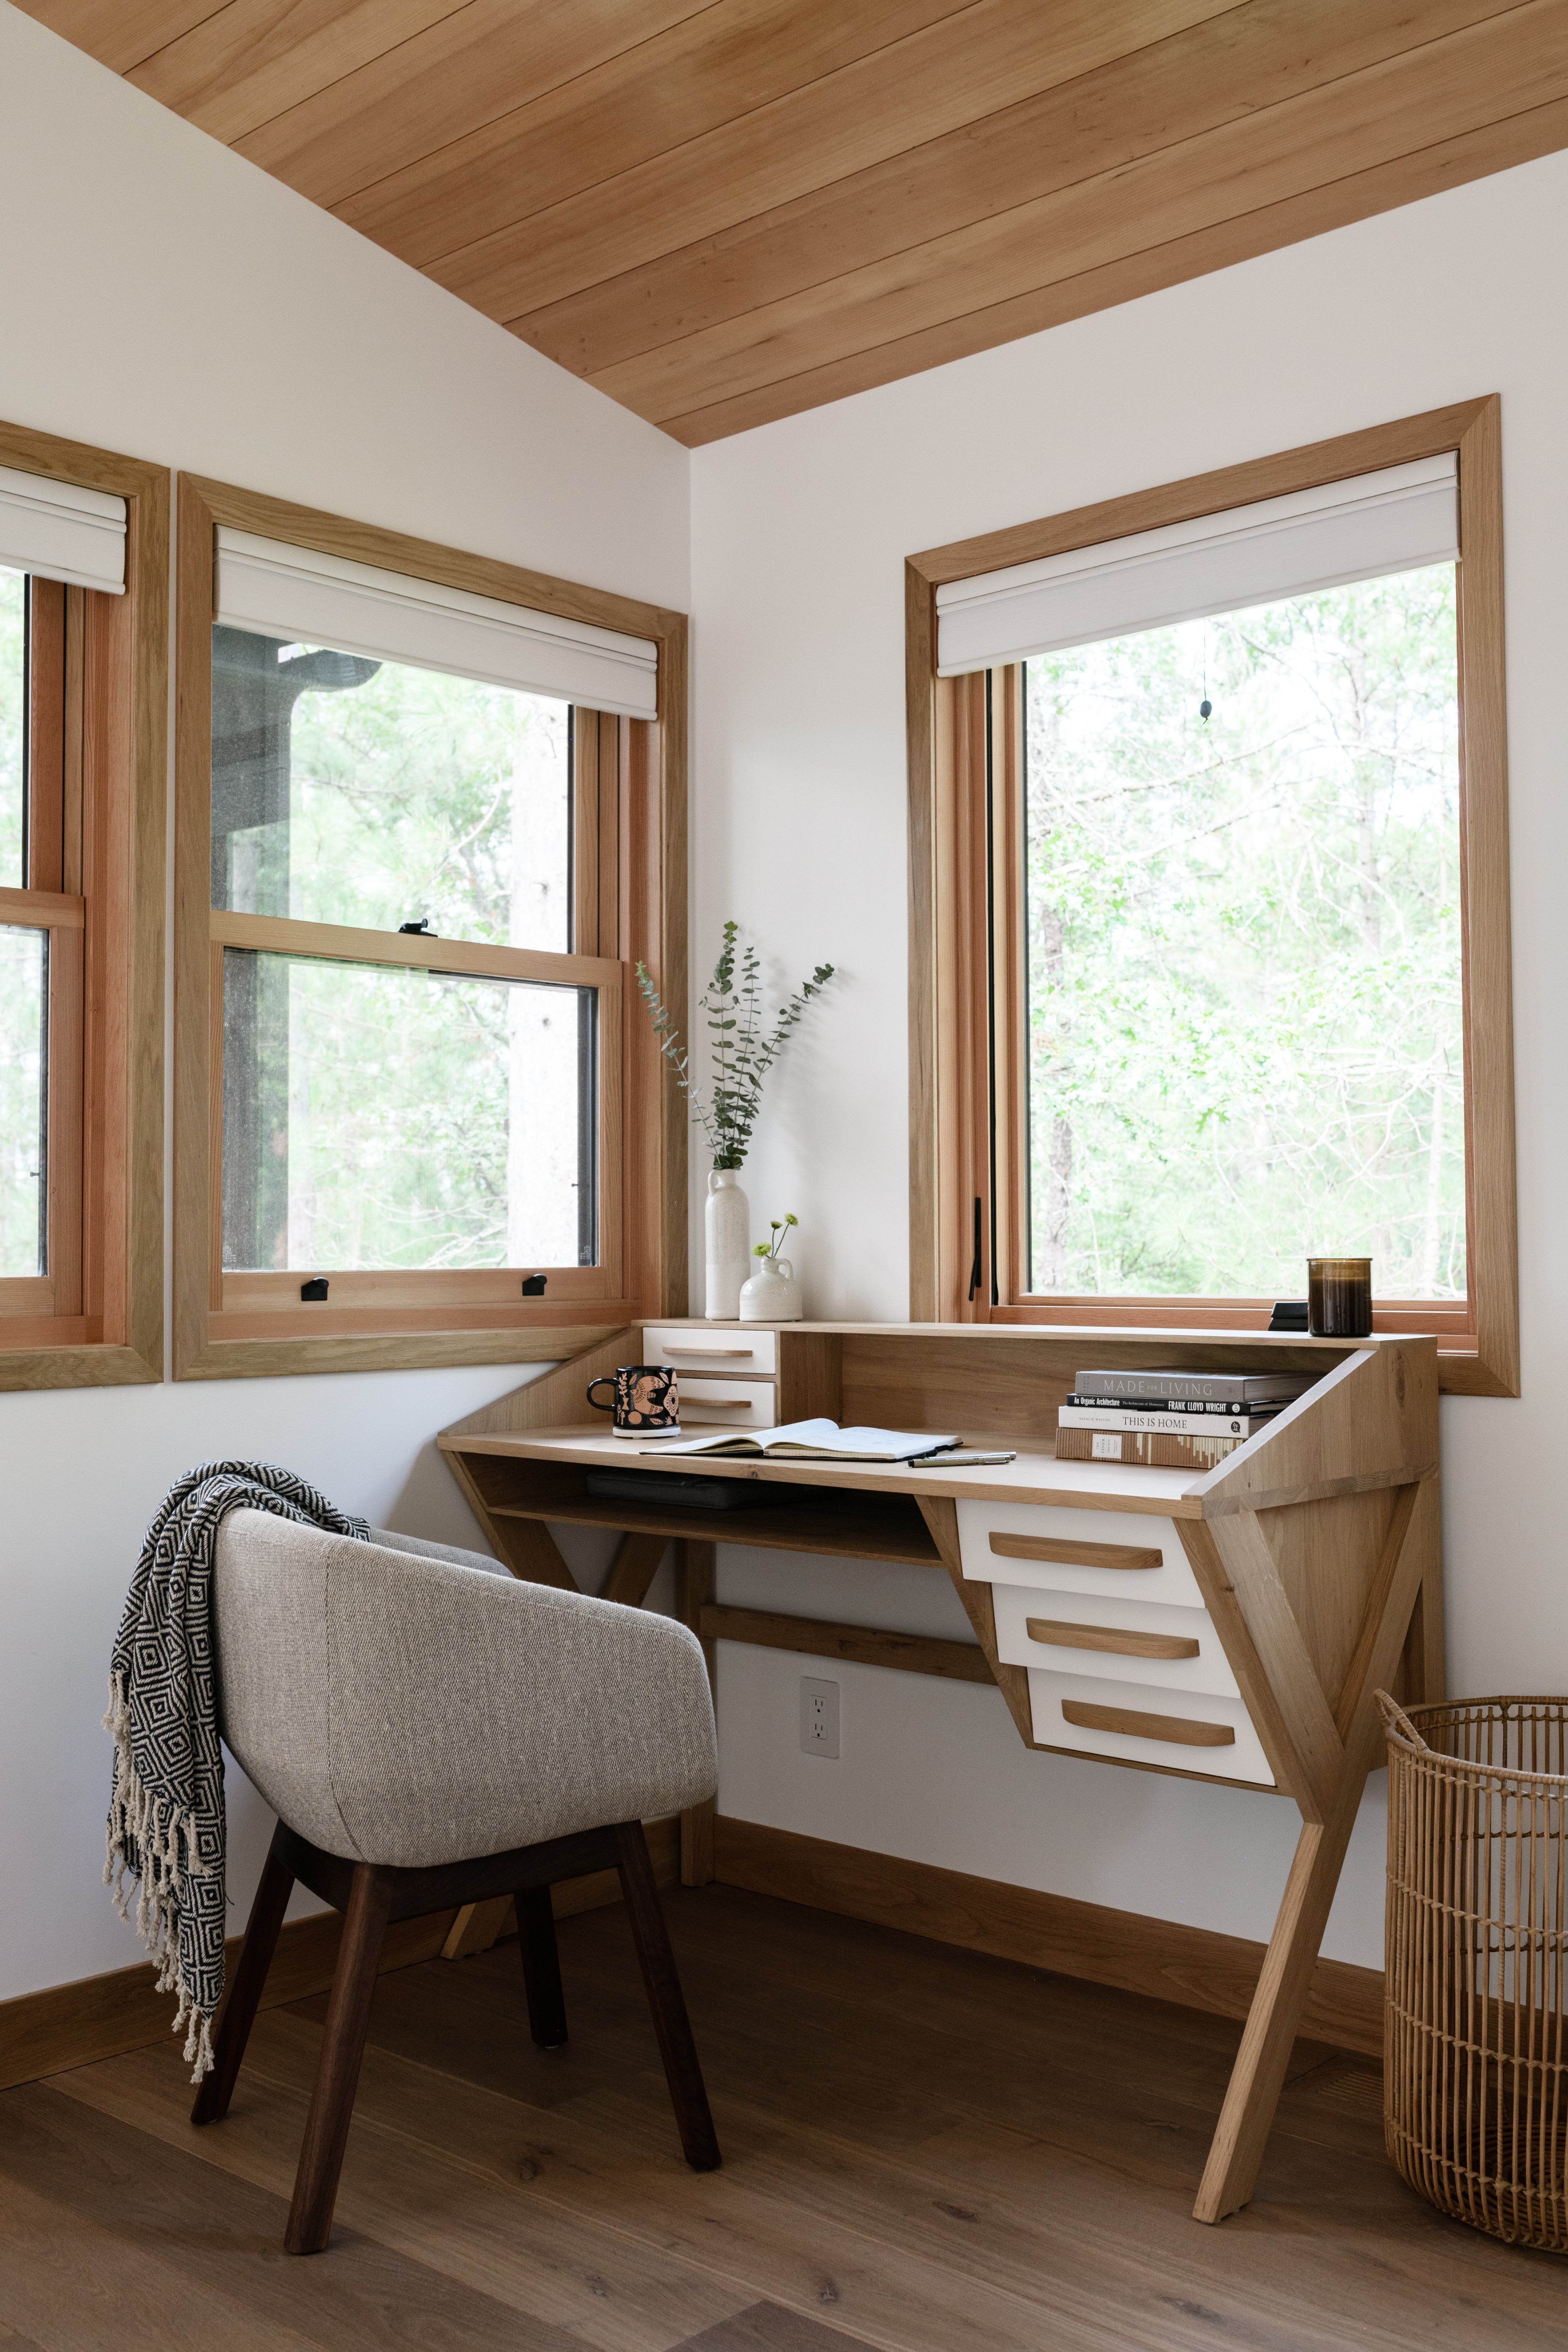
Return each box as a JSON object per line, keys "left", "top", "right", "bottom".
{"left": 1026, "top": 1617, "right": 1199, "bottom": 1662}
{"left": 1061, "top": 1699, "right": 1234, "bottom": 1748}
{"left": 664, "top": 1345, "right": 756, "bottom": 1358}
{"left": 990, "top": 1532, "right": 1163, "bottom": 1572}
{"left": 683, "top": 1396, "right": 751, "bottom": 1409}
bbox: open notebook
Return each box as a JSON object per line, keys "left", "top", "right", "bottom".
{"left": 652, "top": 1417, "right": 959, "bottom": 1464}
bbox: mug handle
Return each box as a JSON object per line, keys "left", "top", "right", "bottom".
{"left": 586, "top": 1376, "right": 617, "bottom": 1413}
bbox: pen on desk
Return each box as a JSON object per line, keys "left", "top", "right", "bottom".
{"left": 909, "top": 1443, "right": 1017, "bottom": 1465}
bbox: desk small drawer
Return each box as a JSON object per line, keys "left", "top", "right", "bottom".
{"left": 676, "top": 1377, "right": 778, "bottom": 1428}
{"left": 991, "top": 1584, "right": 1238, "bottom": 1698}
{"left": 643, "top": 1326, "right": 778, "bottom": 1377}
{"left": 1029, "top": 1667, "right": 1275, "bottom": 1786}
{"left": 957, "top": 1502, "right": 1202, "bottom": 1608}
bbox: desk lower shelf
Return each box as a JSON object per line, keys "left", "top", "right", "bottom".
{"left": 482, "top": 1471, "right": 944, "bottom": 1566}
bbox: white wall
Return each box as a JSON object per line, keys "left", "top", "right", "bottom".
{"left": 0, "top": 5, "right": 688, "bottom": 2002}
{"left": 689, "top": 151, "right": 1568, "bottom": 1969}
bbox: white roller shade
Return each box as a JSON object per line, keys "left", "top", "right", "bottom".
{"left": 0, "top": 465, "right": 125, "bottom": 594}
{"left": 214, "top": 528, "right": 659, "bottom": 718}
{"left": 936, "top": 454, "right": 1459, "bottom": 677}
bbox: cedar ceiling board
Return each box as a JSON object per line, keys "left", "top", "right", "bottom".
{"left": 406, "top": 0, "right": 1235, "bottom": 314}
{"left": 656, "top": 55, "right": 1568, "bottom": 443}
{"left": 17, "top": 2, "right": 214, "bottom": 75}
{"left": 590, "top": 3, "right": 1568, "bottom": 422}
{"left": 519, "top": 0, "right": 1525, "bottom": 380}
{"left": 336, "top": 0, "right": 981, "bottom": 270}
{"left": 235, "top": 0, "right": 713, "bottom": 205}
{"left": 126, "top": 0, "right": 474, "bottom": 145}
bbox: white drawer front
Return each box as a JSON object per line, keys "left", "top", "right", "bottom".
{"left": 992, "top": 1584, "right": 1238, "bottom": 1699}
{"left": 956, "top": 1500, "right": 1201, "bottom": 1608}
{"left": 675, "top": 1376, "right": 778, "bottom": 1428}
{"left": 1029, "top": 1667, "right": 1275, "bottom": 1786}
{"left": 643, "top": 1326, "right": 778, "bottom": 1377}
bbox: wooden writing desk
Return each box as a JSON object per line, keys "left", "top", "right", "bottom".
{"left": 438, "top": 1320, "right": 1440, "bottom": 2224}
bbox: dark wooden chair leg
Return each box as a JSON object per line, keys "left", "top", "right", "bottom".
{"left": 285, "top": 1862, "right": 393, "bottom": 2256}
{"left": 613, "top": 1821, "right": 721, "bottom": 2172}
{"left": 516, "top": 1886, "right": 568, "bottom": 2049}
{"left": 191, "top": 1826, "right": 295, "bottom": 2126}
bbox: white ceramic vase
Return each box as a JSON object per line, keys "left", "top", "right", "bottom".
{"left": 738, "top": 1255, "right": 800, "bottom": 1322}
{"left": 704, "top": 1168, "right": 751, "bottom": 1319}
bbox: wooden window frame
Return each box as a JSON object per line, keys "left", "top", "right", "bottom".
{"left": 174, "top": 475, "right": 687, "bottom": 1380}
{"left": 907, "top": 397, "right": 1519, "bottom": 1398}
{"left": 0, "top": 420, "right": 166, "bottom": 1393}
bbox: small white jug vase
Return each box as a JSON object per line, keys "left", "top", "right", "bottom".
{"left": 739, "top": 1256, "right": 800, "bottom": 1322}
{"left": 704, "top": 1169, "right": 751, "bottom": 1320}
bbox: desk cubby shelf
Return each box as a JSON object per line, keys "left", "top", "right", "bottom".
{"left": 484, "top": 1476, "right": 946, "bottom": 1568}
{"left": 439, "top": 1319, "right": 1439, "bottom": 2229}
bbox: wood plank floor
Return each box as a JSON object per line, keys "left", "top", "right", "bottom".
{"left": 4, "top": 1884, "right": 1563, "bottom": 2349}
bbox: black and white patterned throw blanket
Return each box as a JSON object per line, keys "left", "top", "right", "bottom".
{"left": 104, "top": 1462, "right": 369, "bottom": 2079}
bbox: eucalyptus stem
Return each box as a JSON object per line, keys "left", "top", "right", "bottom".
{"left": 636, "top": 921, "right": 835, "bottom": 1170}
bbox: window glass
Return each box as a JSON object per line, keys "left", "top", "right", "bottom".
{"left": 209, "top": 628, "right": 571, "bottom": 950}
{"left": 0, "top": 925, "right": 46, "bottom": 1276}
{"left": 221, "top": 950, "right": 595, "bottom": 1273}
{"left": 0, "top": 569, "right": 24, "bottom": 889}
{"left": 1022, "top": 566, "right": 1461, "bottom": 1300}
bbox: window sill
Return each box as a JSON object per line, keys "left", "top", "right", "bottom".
{"left": 0, "top": 1340, "right": 159, "bottom": 1393}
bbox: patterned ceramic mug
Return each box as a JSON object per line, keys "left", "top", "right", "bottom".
{"left": 586, "top": 1364, "right": 681, "bottom": 1438}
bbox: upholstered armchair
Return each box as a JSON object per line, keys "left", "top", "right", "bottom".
{"left": 196, "top": 1511, "right": 721, "bottom": 2254}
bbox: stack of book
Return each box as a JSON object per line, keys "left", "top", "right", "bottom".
{"left": 1054, "top": 1368, "right": 1315, "bottom": 1470}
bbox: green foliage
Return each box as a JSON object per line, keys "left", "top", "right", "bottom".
{"left": 0, "top": 926, "right": 44, "bottom": 1277}
{"left": 283, "top": 658, "right": 568, "bottom": 947}
{"left": 0, "top": 575, "right": 42, "bottom": 1275}
{"left": 754, "top": 1212, "right": 798, "bottom": 1259}
{"left": 637, "top": 923, "right": 834, "bottom": 1169}
{"left": 227, "top": 953, "right": 587, "bottom": 1274}
{"left": 218, "top": 647, "right": 579, "bottom": 1272}
{"left": 1023, "top": 566, "right": 1462, "bottom": 1301}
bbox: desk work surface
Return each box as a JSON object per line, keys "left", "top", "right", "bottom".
{"left": 445, "top": 1424, "right": 1206, "bottom": 1517}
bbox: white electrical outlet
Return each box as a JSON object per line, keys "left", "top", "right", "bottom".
{"left": 800, "top": 1675, "right": 840, "bottom": 1758}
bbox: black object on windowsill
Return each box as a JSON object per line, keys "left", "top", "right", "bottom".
{"left": 300, "top": 1277, "right": 329, "bottom": 1302}
{"left": 1268, "top": 1299, "right": 1310, "bottom": 1331}
{"left": 398, "top": 918, "right": 434, "bottom": 935}
{"left": 520, "top": 1274, "right": 547, "bottom": 1296}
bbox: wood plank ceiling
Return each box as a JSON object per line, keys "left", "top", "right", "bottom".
{"left": 22, "top": 1, "right": 1568, "bottom": 446}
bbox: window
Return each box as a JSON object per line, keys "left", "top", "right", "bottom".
{"left": 0, "top": 429, "right": 166, "bottom": 1390}
{"left": 175, "top": 479, "right": 686, "bottom": 1377}
{"left": 907, "top": 401, "right": 1518, "bottom": 1396}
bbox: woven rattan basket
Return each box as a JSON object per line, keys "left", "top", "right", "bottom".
{"left": 1380, "top": 1691, "right": 1568, "bottom": 2252}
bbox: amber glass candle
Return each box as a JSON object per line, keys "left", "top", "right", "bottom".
{"left": 1307, "top": 1257, "right": 1373, "bottom": 1338}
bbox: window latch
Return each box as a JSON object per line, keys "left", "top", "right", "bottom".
{"left": 398, "top": 917, "right": 435, "bottom": 935}
{"left": 300, "top": 1277, "right": 329, "bottom": 1302}
{"left": 520, "top": 1274, "right": 547, "bottom": 1296}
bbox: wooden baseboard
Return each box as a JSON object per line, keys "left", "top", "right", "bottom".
{"left": 0, "top": 1906, "right": 458, "bottom": 2093}
{"left": 0, "top": 1816, "right": 684, "bottom": 2091}
{"left": 712, "top": 1816, "right": 1383, "bottom": 2059}
{"left": 6, "top": 1814, "right": 1378, "bottom": 2090}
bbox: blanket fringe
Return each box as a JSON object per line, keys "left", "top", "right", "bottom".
{"left": 103, "top": 1668, "right": 216, "bottom": 2082}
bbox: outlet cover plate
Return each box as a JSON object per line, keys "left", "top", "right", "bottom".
{"left": 800, "top": 1675, "right": 840, "bottom": 1758}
